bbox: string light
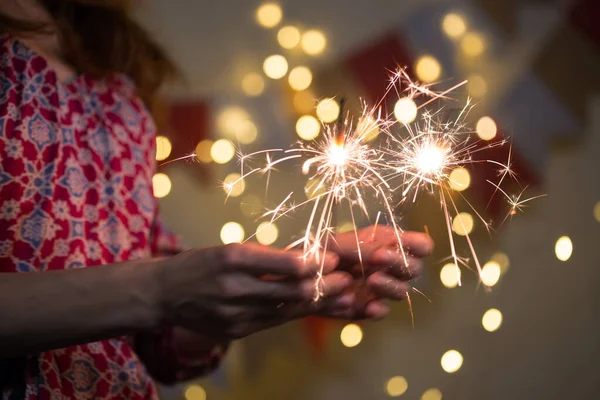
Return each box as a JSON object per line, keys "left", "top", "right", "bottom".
{"left": 301, "top": 30, "right": 326, "bottom": 55}
{"left": 210, "top": 139, "right": 235, "bottom": 164}
{"left": 255, "top": 2, "right": 282, "bottom": 29}
{"left": 555, "top": 236, "right": 573, "bottom": 261}
{"left": 340, "top": 323, "right": 362, "bottom": 347}
{"left": 288, "top": 66, "right": 313, "bottom": 91}
{"left": 394, "top": 97, "right": 417, "bottom": 123}
{"left": 461, "top": 32, "right": 486, "bottom": 57}
{"left": 440, "top": 263, "right": 461, "bottom": 288}
{"left": 452, "top": 212, "right": 474, "bottom": 236}
{"left": 421, "top": 388, "right": 443, "bottom": 400}
{"left": 442, "top": 13, "right": 467, "bottom": 38}
{"left": 277, "top": 25, "right": 301, "bottom": 49}
{"left": 152, "top": 173, "right": 172, "bottom": 198}
{"left": 256, "top": 222, "right": 279, "bottom": 245}
{"left": 316, "top": 98, "right": 340, "bottom": 123}
{"left": 385, "top": 376, "right": 408, "bottom": 397}
{"left": 241, "top": 73, "right": 265, "bottom": 97}
{"left": 466, "top": 74, "right": 487, "bottom": 98}
{"left": 223, "top": 173, "right": 246, "bottom": 197}
{"left": 296, "top": 115, "right": 321, "bottom": 140}
{"left": 184, "top": 385, "right": 207, "bottom": 400}
{"left": 449, "top": 167, "right": 470, "bottom": 191}
{"left": 482, "top": 308, "right": 503, "bottom": 332}
{"left": 415, "top": 55, "right": 441, "bottom": 83}
{"left": 220, "top": 222, "right": 245, "bottom": 244}
{"left": 155, "top": 136, "right": 172, "bottom": 161}
{"left": 476, "top": 116, "right": 497, "bottom": 140}
{"left": 263, "top": 55, "right": 288, "bottom": 80}
{"left": 195, "top": 140, "right": 213, "bottom": 163}
{"left": 441, "top": 349, "right": 463, "bottom": 373}
{"left": 480, "top": 261, "right": 501, "bottom": 287}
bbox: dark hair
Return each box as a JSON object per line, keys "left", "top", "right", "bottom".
{"left": 0, "top": 0, "right": 178, "bottom": 118}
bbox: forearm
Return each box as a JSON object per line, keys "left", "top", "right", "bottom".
{"left": 0, "top": 259, "right": 164, "bottom": 359}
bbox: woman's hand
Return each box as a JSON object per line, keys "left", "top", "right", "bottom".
{"left": 330, "top": 225, "right": 434, "bottom": 319}
{"left": 156, "top": 243, "right": 354, "bottom": 340}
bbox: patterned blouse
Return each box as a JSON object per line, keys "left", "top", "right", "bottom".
{"left": 0, "top": 34, "right": 224, "bottom": 399}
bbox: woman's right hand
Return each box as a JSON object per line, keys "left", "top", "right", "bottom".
{"left": 156, "top": 243, "right": 354, "bottom": 340}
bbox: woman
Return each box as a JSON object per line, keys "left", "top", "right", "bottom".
{"left": 0, "top": 0, "right": 434, "bottom": 398}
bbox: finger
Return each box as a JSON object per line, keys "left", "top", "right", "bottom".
{"left": 398, "top": 231, "right": 434, "bottom": 257}
{"left": 331, "top": 225, "right": 399, "bottom": 260}
{"left": 363, "top": 300, "right": 390, "bottom": 320}
{"left": 365, "top": 271, "right": 410, "bottom": 300}
{"left": 368, "top": 252, "right": 424, "bottom": 279}
{"left": 223, "top": 243, "right": 339, "bottom": 278}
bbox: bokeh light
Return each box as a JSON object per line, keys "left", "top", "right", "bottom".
{"left": 223, "top": 173, "right": 246, "bottom": 197}
{"left": 220, "top": 222, "right": 245, "bottom": 244}
{"left": 241, "top": 73, "right": 265, "bottom": 97}
{"left": 491, "top": 251, "right": 510, "bottom": 273}
{"left": 480, "top": 261, "right": 501, "bottom": 287}
{"left": 256, "top": 2, "right": 282, "bottom": 28}
{"left": 256, "top": 222, "right": 279, "bottom": 245}
{"left": 235, "top": 120, "right": 258, "bottom": 145}
{"left": 296, "top": 115, "right": 321, "bottom": 140}
{"left": 152, "top": 173, "right": 171, "bottom": 198}
{"left": 216, "top": 106, "right": 250, "bottom": 137}
{"left": 316, "top": 98, "right": 340, "bottom": 123}
{"left": 277, "top": 25, "right": 301, "bottom": 49}
{"left": 421, "top": 388, "right": 443, "bottom": 400}
{"left": 240, "top": 195, "right": 262, "bottom": 217}
{"left": 449, "top": 167, "right": 471, "bottom": 191}
{"left": 452, "top": 212, "right": 474, "bottom": 236}
{"left": 293, "top": 90, "right": 316, "bottom": 114}
{"left": 441, "top": 350, "right": 463, "bottom": 373}
{"left": 476, "top": 116, "right": 497, "bottom": 140}
{"left": 195, "top": 140, "right": 213, "bottom": 163}
{"left": 482, "top": 308, "right": 503, "bottom": 332}
{"left": 338, "top": 221, "right": 355, "bottom": 234}
{"left": 340, "top": 323, "right": 363, "bottom": 347}
{"left": 440, "top": 263, "right": 461, "bottom": 288}
{"left": 301, "top": 30, "right": 326, "bottom": 55}
{"left": 594, "top": 202, "right": 600, "bottom": 222}
{"left": 466, "top": 74, "right": 488, "bottom": 98}
{"left": 555, "top": 236, "right": 573, "bottom": 261}
{"left": 442, "top": 13, "right": 467, "bottom": 38}
{"left": 210, "top": 139, "right": 235, "bottom": 164}
{"left": 263, "top": 54, "right": 288, "bottom": 79}
{"left": 385, "top": 376, "right": 408, "bottom": 397}
{"left": 184, "top": 385, "right": 207, "bottom": 400}
{"left": 394, "top": 97, "right": 418, "bottom": 123}
{"left": 461, "top": 32, "right": 486, "bottom": 57}
{"left": 288, "top": 66, "right": 313, "bottom": 91}
{"left": 155, "top": 136, "right": 172, "bottom": 161}
{"left": 415, "top": 55, "right": 441, "bottom": 83}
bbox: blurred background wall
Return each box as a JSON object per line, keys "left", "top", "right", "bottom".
{"left": 135, "top": 0, "right": 600, "bottom": 399}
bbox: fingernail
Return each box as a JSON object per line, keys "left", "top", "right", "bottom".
{"left": 373, "top": 248, "right": 400, "bottom": 264}
{"left": 333, "top": 294, "right": 354, "bottom": 308}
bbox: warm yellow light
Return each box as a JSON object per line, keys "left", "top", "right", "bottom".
{"left": 482, "top": 308, "right": 503, "bottom": 332}
{"left": 256, "top": 222, "right": 279, "bottom": 245}
{"left": 555, "top": 236, "right": 573, "bottom": 261}
{"left": 491, "top": 251, "right": 510, "bottom": 273}
{"left": 293, "top": 90, "right": 316, "bottom": 114}
{"left": 467, "top": 74, "right": 487, "bottom": 98}
{"left": 241, "top": 73, "right": 265, "bottom": 97}
{"left": 476, "top": 116, "right": 497, "bottom": 141}
{"left": 296, "top": 115, "right": 321, "bottom": 140}
{"left": 340, "top": 323, "right": 362, "bottom": 347}
{"left": 235, "top": 120, "right": 258, "bottom": 145}
{"left": 442, "top": 13, "right": 467, "bottom": 38}
{"left": 394, "top": 97, "right": 418, "bottom": 123}
{"left": 240, "top": 195, "right": 262, "bottom": 217}
{"left": 210, "top": 139, "right": 235, "bottom": 164}
{"left": 441, "top": 350, "right": 463, "bottom": 373}
{"left": 184, "top": 385, "right": 207, "bottom": 400}
{"left": 155, "top": 136, "right": 172, "bottom": 161}
{"left": 316, "top": 98, "right": 340, "bottom": 123}
{"left": 416, "top": 144, "right": 445, "bottom": 174}
{"left": 594, "top": 202, "right": 600, "bottom": 223}
{"left": 386, "top": 376, "right": 408, "bottom": 397}
{"left": 338, "top": 221, "right": 355, "bottom": 234}
{"left": 278, "top": 25, "right": 301, "bottom": 49}
{"left": 288, "top": 66, "right": 313, "bottom": 91}
{"left": 452, "top": 212, "right": 474, "bottom": 236}
{"left": 301, "top": 30, "right": 326, "bottom": 55}
{"left": 256, "top": 2, "right": 282, "bottom": 29}
{"left": 305, "top": 177, "right": 326, "bottom": 199}
{"left": 357, "top": 116, "right": 380, "bottom": 142}
{"left": 440, "top": 263, "right": 461, "bottom": 288}
{"left": 461, "top": 32, "right": 485, "bottom": 57}
{"left": 421, "top": 388, "right": 443, "bottom": 400}
{"left": 216, "top": 106, "right": 250, "bottom": 137}
{"left": 263, "top": 54, "right": 288, "bottom": 80}
{"left": 449, "top": 167, "right": 470, "bottom": 191}
{"left": 223, "top": 173, "right": 245, "bottom": 197}
{"left": 195, "top": 140, "right": 213, "bottom": 163}
{"left": 152, "top": 173, "right": 172, "bottom": 198}
{"left": 480, "top": 261, "right": 501, "bottom": 287}
{"left": 415, "top": 55, "right": 441, "bottom": 83}
{"left": 220, "top": 222, "right": 245, "bottom": 244}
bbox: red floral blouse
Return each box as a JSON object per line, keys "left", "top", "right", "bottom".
{"left": 0, "top": 34, "right": 224, "bottom": 399}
